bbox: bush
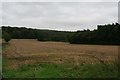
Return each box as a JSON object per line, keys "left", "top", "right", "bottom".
{"left": 3, "top": 32, "right": 11, "bottom": 42}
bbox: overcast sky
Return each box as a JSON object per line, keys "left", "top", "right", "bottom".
{"left": 1, "top": 1, "right": 118, "bottom": 31}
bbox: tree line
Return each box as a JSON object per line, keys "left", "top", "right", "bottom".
{"left": 1, "top": 23, "right": 120, "bottom": 45}
{"left": 1, "top": 26, "right": 74, "bottom": 42}
{"left": 69, "top": 23, "right": 120, "bottom": 45}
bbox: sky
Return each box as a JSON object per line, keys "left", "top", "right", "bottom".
{"left": 1, "top": 0, "right": 119, "bottom": 31}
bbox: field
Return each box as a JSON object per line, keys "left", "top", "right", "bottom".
{"left": 3, "top": 39, "right": 118, "bottom": 78}
{"left": 0, "top": 39, "right": 2, "bottom": 77}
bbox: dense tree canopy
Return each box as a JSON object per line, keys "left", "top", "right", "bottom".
{"left": 1, "top": 23, "right": 120, "bottom": 45}
{"left": 1, "top": 26, "right": 73, "bottom": 42}
{"left": 69, "top": 23, "right": 120, "bottom": 45}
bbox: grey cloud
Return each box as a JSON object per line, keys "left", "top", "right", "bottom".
{"left": 1, "top": 0, "right": 120, "bottom": 2}
{"left": 2, "top": 2, "right": 118, "bottom": 31}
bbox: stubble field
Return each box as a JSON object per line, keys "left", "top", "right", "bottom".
{"left": 3, "top": 39, "right": 118, "bottom": 78}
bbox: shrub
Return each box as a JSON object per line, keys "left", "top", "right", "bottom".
{"left": 3, "top": 32, "right": 11, "bottom": 42}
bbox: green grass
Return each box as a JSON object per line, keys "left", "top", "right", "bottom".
{"left": 3, "top": 62, "right": 118, "bottom": 78}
